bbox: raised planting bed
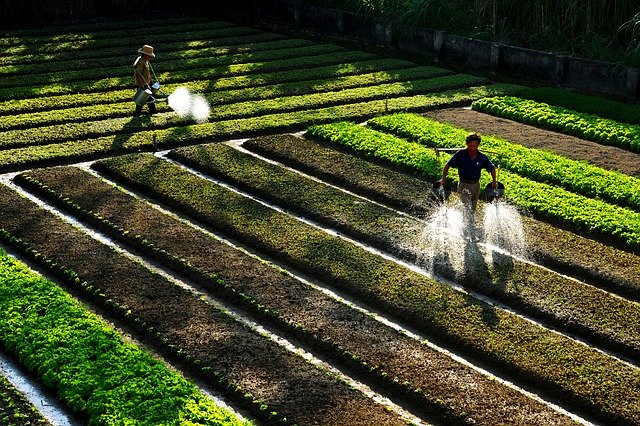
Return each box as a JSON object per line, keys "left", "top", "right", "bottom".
{"left": 471, "top": 96, "right": 640, "bottom": 152}
{"left": 167, "top": 142, "right": 640, "bottom": 360}
{"left": 12, "top": 166, "right": 581, "bottom": 425}
{"left": 91, "top": 152, "right": 640, "bottom": 425}
{"left": 0, "top": 247, "right": 248, "bottom": 425}
{"left": 0, "top": 184, "right": 406, "bottom": 426}
{"left": 243, "top": 134, "right": 640, "bottom": 302}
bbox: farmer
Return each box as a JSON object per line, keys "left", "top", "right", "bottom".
{"left": 133, "top": 44, "right": 157, "bottom": 116}
{"left": 439, "top": 133, "right": 497, "bottom": 214}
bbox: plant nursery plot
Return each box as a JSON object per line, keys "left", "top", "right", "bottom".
{"left": 1, "top": 13, "right": 640, "bottom": 426}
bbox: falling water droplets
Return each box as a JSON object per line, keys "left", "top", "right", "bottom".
{"left": 481, "top": 200, "right": 527, "bottom": 258}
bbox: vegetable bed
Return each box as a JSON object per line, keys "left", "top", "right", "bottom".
{"left": 1, "top": 14, "right": 639, "bottom": 426}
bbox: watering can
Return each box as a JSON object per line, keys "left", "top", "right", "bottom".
{"left": 483, "top": 181, "right": 505, "bottom": 201}
{"left": 133, "top": 86, "right": 153, "bottom": 105}
{"left": 431, "top": 180, "right": 452, "bottom": 202}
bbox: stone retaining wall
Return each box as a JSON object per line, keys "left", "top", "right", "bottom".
{"left": 235, "top": 0, "right": 640, "bottom": 102}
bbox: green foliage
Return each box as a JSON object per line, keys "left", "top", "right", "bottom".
{"left": 93, "top": 152, "right": 640, "bottom": 424}
{"left": 0, "top": 250, "right": 249, "bottom": 425}
{"left": 521, "top": 87, "right": 640, "bottom": 125}
{"left": 369, "top": 112, "right": 640, "bottom": 213}
{"left": 471, "top": 96, "right": 640, "bottom": 151}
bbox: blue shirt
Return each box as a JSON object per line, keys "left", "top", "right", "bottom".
{"left": 446, "top": 149, "right": 495, "bottom": 181}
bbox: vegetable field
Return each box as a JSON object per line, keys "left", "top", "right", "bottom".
{"left": 0, "top": 16, "right": 639, "bottom": 426}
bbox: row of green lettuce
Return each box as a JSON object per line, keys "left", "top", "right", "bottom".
{"left": 307, "top": 118, "right": 640, "bottom": 249}
{"left": 0, "top": 248, "right": 249, "bottom": 425}
{"left": 471, "top": 96, "right": 640, "bottom": 151}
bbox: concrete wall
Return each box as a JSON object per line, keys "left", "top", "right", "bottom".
{"left": 241, "top": 0, "right": 639, "bottom": 102}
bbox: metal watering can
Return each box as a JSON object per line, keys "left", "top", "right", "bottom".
{"left": 483, "top": 181, "right": 505, "bottom": 201}
{"left": 430, "top": 180, "right": 452, "bottom": 202}
{"left": 133, "top": 82, "right": 166, "bottom": 106}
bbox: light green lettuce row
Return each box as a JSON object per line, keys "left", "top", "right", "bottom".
{"left": 0, "top": 249, "right": 250, "bottom": 425}
{"left": 471, "top": 96, "right": 640, "bottom": 151}
{"left": 369, "top": 112, "right": 640, "bottom": 212}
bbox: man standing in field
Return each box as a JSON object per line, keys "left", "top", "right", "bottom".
{"left": 439, "top": 133, "right": 497, "bottom": 236}
{"left": 133, "top": 44, "right": 157, "bottom": 116}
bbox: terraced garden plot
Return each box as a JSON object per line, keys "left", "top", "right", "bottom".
{"left": 1, "top": 14, "right": 640, "bottom": 426}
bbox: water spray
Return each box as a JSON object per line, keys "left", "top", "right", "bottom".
{"left": 167, "top": 86, "right": 211, "bottom": 123}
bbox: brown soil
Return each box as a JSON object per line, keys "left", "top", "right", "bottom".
{"left": 424, "top": 108, "right": 640, "bottom": 177}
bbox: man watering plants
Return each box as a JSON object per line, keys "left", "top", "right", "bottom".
{"left": 439, "top": 133, "right": 497, "bottom": 215}
{"left": 133, "top": 44, "right": 157, "bottom": 116}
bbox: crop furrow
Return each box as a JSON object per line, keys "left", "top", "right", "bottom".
{"left": 0, "top": 182, "right": 408, "bottom": 426}
{"left": 90, "top": 152, "right": 640, "bottom": 425}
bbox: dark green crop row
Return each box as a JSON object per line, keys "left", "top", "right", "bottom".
{"left": 0, "top": 84, "right": 521, "bottom": 171}
{"left": 0, "top": 248, "right": 248, "bottom": 425}
{"left": 92, "top": 152, "right": 640, "bottom": 425}
{"left": 471, "top": 96, "right": 640, "bottom": 151}
{"left": 307, "top": 121, "right": 640, "bottom": 250}
{"left": 0, "top": 58, "right": 416, "bottom": 116}
{"left": 171, "top": 142, "right": 640, "bottom": 358}
{"left": 1, "top": 75, "right": 487, "bottom": 148}
{"left": 0, "top": 43, "right": 347, "bottom": 89}
{"left": 521, "top": 87, "right": 640, "bottom": 126}
{"left": 0, "top": 50, "right": 378, "bottom": 101}
{"left": 1, "top": 65, "right": 449, "bottom": 130}
{"left": 0, "top": 31, "right": 299, "bottom": 77}
{"left": 369, "top": 113, "right": 640, "bottom": 212}
{"left": 0, "top": 17, "right": 214, "bottom": 47}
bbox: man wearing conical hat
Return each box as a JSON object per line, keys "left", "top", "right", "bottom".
{"left": 133, "top": 45, "right": 157, "bottom": 116}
